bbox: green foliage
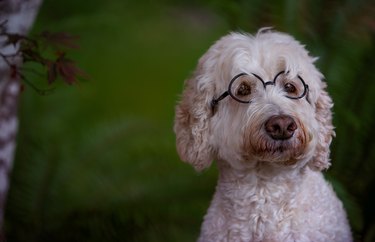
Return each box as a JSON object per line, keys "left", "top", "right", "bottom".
{"left": 0, "top": 21, "right": 87, "bottom": 92}
{"left": 4, "top": 0, "right": 375, "bottom": 241}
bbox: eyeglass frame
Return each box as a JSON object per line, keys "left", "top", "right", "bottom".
{"left": 210, "top": 71, "right": 309, "bottom": 109}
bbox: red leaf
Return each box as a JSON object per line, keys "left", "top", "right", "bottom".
{"left": 54, "top": 55, "right": 87, "bottom": 85}
{"left": 39, "top": 31, "right": 80, "bottom": 49}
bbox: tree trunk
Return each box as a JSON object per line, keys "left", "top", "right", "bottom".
{"left": 0, "top": 0, "right": 42, "bottom": 239}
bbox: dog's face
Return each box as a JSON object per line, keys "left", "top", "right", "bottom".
{"left": 174, "top": 30, "right": 334, "bottom": 171}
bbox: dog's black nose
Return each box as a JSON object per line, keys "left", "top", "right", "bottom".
{"left": 265, "top": 115, "right": 297, "bottom": 140}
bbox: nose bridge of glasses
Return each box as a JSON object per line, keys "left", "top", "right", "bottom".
{"left": 264, "top": 81, "right": 275, "bottom": 88}
{"left": 256, "top": 78, "right": 301, "bottom": 102}
{"left": 250, "top": 73, "right": 277, "bottom": 89}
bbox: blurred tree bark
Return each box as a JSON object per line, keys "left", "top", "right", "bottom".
{"left": 0, "top": 0, "right": 42, "bottom": 239}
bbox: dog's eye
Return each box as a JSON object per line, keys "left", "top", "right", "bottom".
{"left": 284, "top": 83, "right": 296, "bottom": 94}
{"left": 236, "top": 83, "right": 251, "bottom": 96}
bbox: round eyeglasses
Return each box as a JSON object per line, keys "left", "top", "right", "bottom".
{"left": 211, "top": 71, "right": 309, "bottom": 108}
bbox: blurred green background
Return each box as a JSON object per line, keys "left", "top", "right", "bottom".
{"left": 4, "top": 0, "right": 375, "bottom": 241}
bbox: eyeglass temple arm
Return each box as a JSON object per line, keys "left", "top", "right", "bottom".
{"left": 211, "top": 91, "right": 229, "bottom": 108}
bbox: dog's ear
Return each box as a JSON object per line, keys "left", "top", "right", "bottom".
{"left": 174, "top": 65, "right": 214, "bottom": 171}
{"left": 309, "top": 85, "right": 335, "bottom": 171}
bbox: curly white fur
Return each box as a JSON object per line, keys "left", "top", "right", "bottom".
{"left": 174, "top": 29, "right": 352, "bottom": 242}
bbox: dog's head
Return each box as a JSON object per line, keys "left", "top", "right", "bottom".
{"left": 174, "top": 29, "right": 334, "bottom": 171}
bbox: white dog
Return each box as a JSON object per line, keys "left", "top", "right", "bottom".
{"left": 174, "top": 29, "right": 352, "bottom": 242}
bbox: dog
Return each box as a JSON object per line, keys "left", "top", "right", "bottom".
{"left": 174, "top": 29, "right": 352, "bottom": 242}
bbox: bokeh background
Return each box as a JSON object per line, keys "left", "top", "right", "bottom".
{"left": 4, "top": 0, "right": 375, "bottom": 241}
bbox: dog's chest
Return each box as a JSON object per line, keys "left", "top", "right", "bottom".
{"left": 218, "top": 177, "right": 301, "bottom": 240}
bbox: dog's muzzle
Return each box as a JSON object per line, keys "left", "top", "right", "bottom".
{"left": 244, "top": 113, "right": 308, "bottom": 163}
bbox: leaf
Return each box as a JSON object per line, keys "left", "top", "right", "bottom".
{"left": 1, "top": 27, "right": 88, "bottom": 89}
{"left": 54, "top": 53, "right": 88, "bottom": 85}
{"left": 39, "top": 31, "right": 80, "bottom": 50}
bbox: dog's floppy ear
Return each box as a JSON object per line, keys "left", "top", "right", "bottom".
{"left": 309, "top": 84, "right": 335, "bottom": 171}
{"left": 174, "top": 63, "right": 214, "bottom": 171}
